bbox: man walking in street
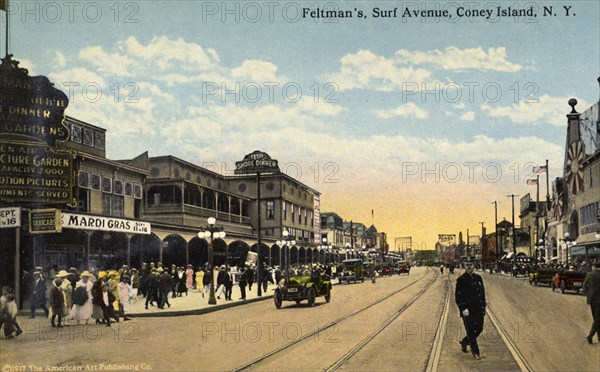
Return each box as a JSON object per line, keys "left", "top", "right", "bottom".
{"left": 583, "top": 261, "right": 600, "bottom": 344}
{"left": 455, "top": 262, "right": 486, "bottom": 360}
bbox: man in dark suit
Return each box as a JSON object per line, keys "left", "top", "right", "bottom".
{"left": 159, "top": 268, "right": 172, "bottom": 309}
{"left": 455, "top": 262, "right": 486, "bottom": 360}
{"left": 583, "top": 262, "right": 600, "bottom": 344}
{"left": 30, "top": 272, "right": 49, "bottom": 318}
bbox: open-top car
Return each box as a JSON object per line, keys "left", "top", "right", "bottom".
{"left": 274, "top": 270, "right": 332, "bottom": 308}
{"left": 528, "top": 266, "right": 558, "bottom": 286}
{"left": 338, "top": 258, "right": 365, "bottom": 284}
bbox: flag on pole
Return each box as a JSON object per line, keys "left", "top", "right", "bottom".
{"left": 526, "top": 178, "right": 538, "bottom": 185}
{"left": 0, "top": 0, "right": 7, "bottom": 11}
{"left": 533, "top": 165, "right": 547, "bottom": 174}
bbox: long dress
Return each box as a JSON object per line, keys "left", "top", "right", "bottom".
{"left": 118, "top": 282, "right": 131, "bottom": 312}
{"left": 60, "top": 280, "right": 73, "bottom": 317}
{"left": 186, "top": 268, "right": 194, "bottom": 289}
{"left": 70, "top": 279, "right": 93, "bottom": 321}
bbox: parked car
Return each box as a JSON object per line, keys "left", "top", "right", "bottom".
{"left": 274, "top": 270, "right": 332, "bottom": 308}
{"left": 551, "top": 270, "right": 587, "bottom": 294}
{"left": 529, "top": 266, "right": 558, "bottom": 286}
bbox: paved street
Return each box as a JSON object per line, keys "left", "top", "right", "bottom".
{"left": 1, "top": 267, "right": 599, "bottom": 371}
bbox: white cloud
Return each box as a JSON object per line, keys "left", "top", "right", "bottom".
{"left": 481, "top": 95, "right": 588, "bottom": 126}
{"left": 460, "top": 111, "right": 476, "bottom": 121}
{"left": 323, "top": 50, "right": 432, "bottom": 91}
{"left": 395, "top": 47, "right": 522, "bottom": 72}
{"left": 453, "top": 102, "right": 465, "bottom": 109}
{"left": 372, "top": 103, "right": 429, "bottom": 120}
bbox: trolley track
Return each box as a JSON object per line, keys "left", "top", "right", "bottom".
{"left": 233, "top": 267, "right": 437, "bottom": 372}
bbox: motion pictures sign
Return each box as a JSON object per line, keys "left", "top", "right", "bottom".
{"left": 0, "top": 142, "right": 74, "bottom": 204}
{"left": 235, "top": 150, "right": 280, "bottom": 175}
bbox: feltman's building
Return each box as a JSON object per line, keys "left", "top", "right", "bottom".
{"left": 1, "top": 116, "right": 322, "bottom": 283}
{"left": 0, "top": 56, "right": 323, "bottom": 303}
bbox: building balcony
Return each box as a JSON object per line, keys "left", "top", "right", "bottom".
{"left": 144, "top": 202, "right": 251, "bottom": 226}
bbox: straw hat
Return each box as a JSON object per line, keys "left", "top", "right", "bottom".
{"left": 55, "top": 270, "right": 70, "bottom": 278}
{"left": 98, "top": 271, "right": 107, "bottom": 279}
{"left": 80, "top": 271, "right": 92, "bottom": 277}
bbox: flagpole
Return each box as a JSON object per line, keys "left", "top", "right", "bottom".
{"left": 4, "top": 0, "right": 8, "bottom": 56}
{"left": 535, "top": 175, "right": 540, "bottom": 261}
{"left": 545, "top": 159, "right": 550, "bottom": 207}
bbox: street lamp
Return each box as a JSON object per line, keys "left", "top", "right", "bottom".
{"left": 277, "top": 230, "right": 296, "bottom": 281}
{"left": 345, "top": 243, "right": 351, "bottom": 260}
{"left": 319, "top": 237, "right": 329, "bottom": 264}
{"left": 198, "top": 217, "right": 226, "bottom": 305}
{"left": 536, "top": 239, "right": 545, "bottom": 263}
{"left": 563, "top": 232, "right": 576, "bottom": 269}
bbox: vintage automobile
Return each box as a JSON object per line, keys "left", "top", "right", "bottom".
{"left": 274, "top": 270, "right": 332, "bottom": 308}
{"left": 551, "top": 270, "right": 587, "bottom": 294}
{"left": 528, "top": 266, "right": 558, "bottom": 286}
{"left": 338, "top": 258, "right": 365, "bottom": 284}
{"left": 381, "top": 262, "right": 394, "bottom": 276}
{"left": 397, "top": 261, "right": 411, "bottom": 275}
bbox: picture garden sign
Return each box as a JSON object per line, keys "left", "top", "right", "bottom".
{"left": 235, "top": 150, "right": 280, "bottom": 296}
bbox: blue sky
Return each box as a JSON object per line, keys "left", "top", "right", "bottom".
{"left": 4, "top": 1, "right": 599, "bottom": 248}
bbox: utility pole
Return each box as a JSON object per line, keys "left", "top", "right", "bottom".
{"left": 479, "top": 222, "right": 485, "bottom": 271}
{"left": 492, "top": 201, "right": 498, "bottom": 264}
{"left": 507, "top": 194, "right": 519, "bottom": 276}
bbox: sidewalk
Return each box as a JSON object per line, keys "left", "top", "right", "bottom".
{"left": 126, "top": 284, "right": 277, "bottom": 317}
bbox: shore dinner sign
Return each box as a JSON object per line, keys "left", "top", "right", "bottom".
{"left": 234, "top": 150, "right": 280, "bottom": 175}
{"left": 0, "top": 54, "right": 73, "bottom": 205}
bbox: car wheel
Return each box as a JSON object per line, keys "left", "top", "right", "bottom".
{"left": 274, "top": 290, "right": 282, "bottom": 309}
{"left": 307, "top": 287, "right": 316, "bottom": 307}
{"left": 560, "top": 280, "right": 565, "bottom": 294}
{"left": 325, "top": 285, "right": 331, "bottom": 303}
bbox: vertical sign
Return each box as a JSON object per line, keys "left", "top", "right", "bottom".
{"left": 0, "top": 206, "right": 20, "bottom": 228}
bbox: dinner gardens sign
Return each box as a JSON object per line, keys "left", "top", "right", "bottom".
{"left": 0, "top": 54, "right": 73, "bottom": 205}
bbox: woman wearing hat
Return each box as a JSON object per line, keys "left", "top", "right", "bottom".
{"left": 70, "top": 271, "right": 94, "bottom": 324}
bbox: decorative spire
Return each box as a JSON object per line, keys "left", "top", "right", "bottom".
{"left": 568, "top": 98, "right": 578, "bottom": 114}
{"left": 0, "top": 54, "right": 28, "bottom": 75}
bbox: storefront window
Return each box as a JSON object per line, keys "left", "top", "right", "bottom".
{"left": 102, "top": 194, "right": 111, "bottom": 215}
{"left": 113, "top": 196, "right": 124, "bottom": 217}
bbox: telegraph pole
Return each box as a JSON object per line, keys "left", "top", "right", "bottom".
{"left": 507, "top": 194, "right": 519, "bottom": 276}
{"left": 479, "top": 222, "right": 485, "bottom": 271}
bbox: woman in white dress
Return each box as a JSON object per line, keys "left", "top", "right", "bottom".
{"left": 70, "top": 271, "right": 94, "bottom": 324}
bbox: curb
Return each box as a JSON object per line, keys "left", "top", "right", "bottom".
{"left": 127, "top": 294, "right": 274, "bottom": 318}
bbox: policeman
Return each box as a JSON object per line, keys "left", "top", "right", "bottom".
{"left": 455, "top": 262, "right": 486, "bottom": 360}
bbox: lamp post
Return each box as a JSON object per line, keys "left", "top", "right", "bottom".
{"left": 319, "top": 237, "right": 329, "bottom": 264}
{"left": 345, "top": 243, "right": 351, "bottom": 260}
{"left": 277, "top": 230, "right": 296, "bottom": 281}
{"left": 536, "top": 239, "right": 544, "bottom": 264}
{"left": 198, "top": 217, "right": 226, "bottom": 305}
{"left": 563, "top": 232, "right": 576, "bottom": 269}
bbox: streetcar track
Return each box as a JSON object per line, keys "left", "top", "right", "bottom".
{"left": 425, "top": 275, "right": 452, "bottom": 372}
{"left": 232, "top": 268, "right": 436, "bottom": 372}
{"left": 486, "top": 305, "right": 533, "bottom": 372}
{"left": 324, "top": 268, "right": 441, "bottom": 372}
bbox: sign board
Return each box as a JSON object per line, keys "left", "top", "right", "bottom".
{"left": 61, "top": 212, "right": 151, "bottom": 234}
{"left": 234, "top": 150, "right": 280, "bottom": 175}
{"left": 0, "top": 55, "right": 70, "bottom": 146}
{"left": 0, "top": 142, "right": 74, "bottom": 204}
{"left": 29, "top": 208, "right": 62, "bottom": 234}
{"left": 520, "top": 193, "right": 531, "bottom": 213}
{"left": 245, "top": 251, "right": 257, "bottom": 267}
{"left": 0, "top": 206, "right": 21, "bottom": 228}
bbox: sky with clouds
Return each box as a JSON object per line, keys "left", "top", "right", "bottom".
{"left": 4, "top": 1, "right": 599, "bottom": 249}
